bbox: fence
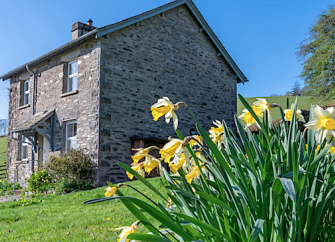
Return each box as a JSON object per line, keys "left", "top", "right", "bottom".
{"left": 0, "top": 164, "right": 6, "bottom": 180}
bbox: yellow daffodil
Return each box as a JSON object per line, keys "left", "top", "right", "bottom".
{"left": 253, "top": 105, "right": 264, "bottom": 117}
{"left": 284, "top": 104, "right": 305, "bottom": 122}
{"left": 185, "top": 166, "right": 205, "bottom": 184}
{"left": 330, "top": 146, "right": 335, "bottom": 154}
{"left": 188, "top": 135, "right": 203, "bottom": 146}
{"left": 127, "top": 163, "right": 145, "bottom": 180}
{"left": 169, "top": 153, "right": 186, "bottom": 174}
{"left": 143, "top": 155, "right": 161, "bottom": 174}
{"left": 131, "top": 146, "right": 159, "bottom": 163}
{"left": 160, "top": 138, "right": 185, "bottom": 163}
{"left": 114, "top": 221, "right": 139, "bottom": 242}
{"left": 151, "top": 97, "right": 185, "bottom": 129}
{"left": 105, "top": 186, "right": 117, "bottom": 197}
{"left": 238, "top": 105, "right": 265, "bottom": 129}
{"left": 304, "top": 105, "right": 335, "bottom": 143}
{"left": 209, "top": 120, "right": 225, "bottom": 149}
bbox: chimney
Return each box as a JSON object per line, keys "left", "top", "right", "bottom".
{"left": 71, "top": 19, "right": 96, "bottom": 40}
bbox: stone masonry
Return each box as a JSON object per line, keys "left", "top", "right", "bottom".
{"left": 5, "top": 3, "right": 243, "bottom": 187}
{"left": 97, "top": 5, "right": 237, "bottom": 185}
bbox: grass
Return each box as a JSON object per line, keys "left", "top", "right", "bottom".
{"left": 0, "top": 177, "right": 165, "bottom": 241}
{"left": 237, "top": 96, "right": 313, "bottom": 120}
{"left": 0, "top": 137, "right": 7, "bottom": 178}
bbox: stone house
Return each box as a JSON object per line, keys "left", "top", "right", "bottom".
{"left": 0, "top": 0, "right": 248, "bottom": 187}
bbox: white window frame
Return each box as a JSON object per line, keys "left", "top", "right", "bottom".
{"left": 67, "top": 60, "right": 78, "bottom": 92}
{"left": 23, "top": 79, "right": 30, "bottom": 105}
{"left": 21, "top": 135, "right": 29, "bottom": 161}
{"left": 65, "top": 120, "right": 77, "bottom": 153}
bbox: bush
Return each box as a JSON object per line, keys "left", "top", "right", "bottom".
{"left": 46, "top": 149, "right": 95, "bottom": 193}
{"left": 27, "top": 170, "right": 53, "bottom": 193}
{"left": 85, "top": 95, "right": 335, "bottom": 242}
{"left": 0, "top": 179, "right": 22, "bottom": 192}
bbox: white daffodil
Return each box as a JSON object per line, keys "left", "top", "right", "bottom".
{"left": 253, "top": 98, "right": 272, "bottom": 112}
{"left": 304, "top": 105, "right": 335, "bottom": 143}
{"left": 253, "top": 98, "right": 273, "bottom": 123}
{"left": 284, "top": 104, "right": 305, "bottom": 122}
{"left": 209, "top": 120, "right": 225, "bottom": 149}
{"left": 114, "top": 221, "right": 139, "bottom": 242}
{"left": 238, "top": 109, "right": 259, "bottom": 129}
{"left": 151, "top": 97, "right": 185, "bottom": 129}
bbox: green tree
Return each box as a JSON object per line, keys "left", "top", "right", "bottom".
{"left": 297, "top": 5, "right": 335, "bottom": 103}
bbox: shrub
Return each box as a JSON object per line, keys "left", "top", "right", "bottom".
{"left": 0, "top": 179, "right": 22, "bottom": 192}
{"left": 27, "top": 170, "right": 53, "bottom": 193}
{"left": 46, "top": 149, "right": 95, "bottom": 192}
{"left": 85, "top": 95, "right": 335, "bottom": 242}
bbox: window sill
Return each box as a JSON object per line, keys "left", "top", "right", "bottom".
{"left": 61, "top": 90, "right": 78, "bottom": 98}
{"left": 17, "top": 104, "right": 30, "bottom": 110}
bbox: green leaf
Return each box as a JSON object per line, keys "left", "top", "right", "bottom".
{"left": 175, "top": 213, "right": 233, "bottom": 242}
{"left": 127, "top": 233, "right": 172, "bottom": 242}
{"left": 273, "top": 178, "right": 296, "bottom": 202}
{"left": 249, "top": 219, "right": 265, "bottom": 242}
{"left": 118, "top": 162, "right": 167, "bottom": 202}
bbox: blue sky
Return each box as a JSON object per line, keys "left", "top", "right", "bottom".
{"left": 0, "top": 0, "right": 333, "bottom": 119}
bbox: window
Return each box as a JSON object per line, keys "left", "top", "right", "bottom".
{"left": 67, "top": 60, "right": 78, "bottom": 92}
{"left": 21, "top": 135, "right": 29, "bottom": 160}
{"left": 65, "top": 121, "right": 77, "bottom": 153}
{"left": 23, "top": 79, "right": 30, "bottom": 105}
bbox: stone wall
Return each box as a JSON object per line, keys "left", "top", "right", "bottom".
{"left": 98, "top": 5, "right": 237, "bottom": 185}
{"left": 7, "top": 39, "right": 101, "bottom": 187}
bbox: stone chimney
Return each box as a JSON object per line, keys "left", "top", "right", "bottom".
{"left": 71, "top": 19, "right": 96, "bottom": 40}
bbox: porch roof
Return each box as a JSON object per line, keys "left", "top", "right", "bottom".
{"left": 11, "top": 110, "right": 55, "bottom": 133}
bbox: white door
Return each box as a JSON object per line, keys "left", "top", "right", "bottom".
{"left": 43, "top": 136, "right": 50, "bottom": 163}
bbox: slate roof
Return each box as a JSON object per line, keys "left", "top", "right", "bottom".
{"left": 12, "top": 110, "right": 54, "bottom": 133}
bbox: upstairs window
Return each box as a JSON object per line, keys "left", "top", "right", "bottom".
{"left": 23, "top": 79, "right": 30, "bottom": 105}
{"left": 21, "top": 136, "right": 29, "bottom": 160}
{"left": 67, "top": 60, "right": 78, "bottom": 92}
{"left": 65, "top": 121, "right": 77, "bottom": 153}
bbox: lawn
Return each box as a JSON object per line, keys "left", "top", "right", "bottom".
{"left": 0, "top": 177, "right": 165, "bottom": 241}
{"left": 237, "top": 96, "right": 313, "bottom": 120}
{"left": 0, "top": 137, "right": 7, "bottom": 178}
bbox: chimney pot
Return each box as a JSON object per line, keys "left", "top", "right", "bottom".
{"left": 71, "top": 20, "right": 96, "bottom": 40}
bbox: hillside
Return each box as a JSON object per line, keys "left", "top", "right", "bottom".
{"left": 0, "top": 137, "right": 7, "bottom": 178}
{"left": 237, "top": 96, "right": 313, "bottom": 121}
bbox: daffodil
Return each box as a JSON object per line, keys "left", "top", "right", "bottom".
{"left": 284, "top": 104, "right": 305, "bottom": 122}
{"left": 166, "top": 197, "right": 172, "bottom": 209}
{"left": 127, "top": 163, "right": 145, "bottom": 180}
{"left": 105, "top": 186, "right": 117, "bottom": 197}
{"left": 143, "top": 155, "right": 161, "bottom": 174}
{"left": 169, "top": 153, "right": 186, "bottom": 174}
{"left": 304, "top": 105, "right": 335, "bottom": 143}
{"left": 114, "top": 221, "right": 139, "bottom": 242}
{"left": 131, "top": 146, "right": 159, "bottom": 163}
{"left": 159, "top": 138, "right": 185, "bottom": 163}
{"left": 330, "top": 146, "right": 335, "bottom": 154}
{"left": 151, "top": 97, "right": 185, "bottom": 129}
{"left": 185, "top": 166, "right": 205, "bottom": 184}
{"left": 238, "top": 109, "right": 256, "bottom": 128}
{"left": 253, "top": 98, "right": 272, "bottom": 112}
{"left": 209, "top": 120, "right": 225, "bottom": 149}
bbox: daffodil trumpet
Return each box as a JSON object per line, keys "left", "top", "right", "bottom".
{"left": 151, "top": 97, "right": 186, "bottom": 129}
{"left": 114, "top": 220, "right": 140, "bottom": 242}
{"left": 304, "top": 105, "right": 335, "bottom": 143}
